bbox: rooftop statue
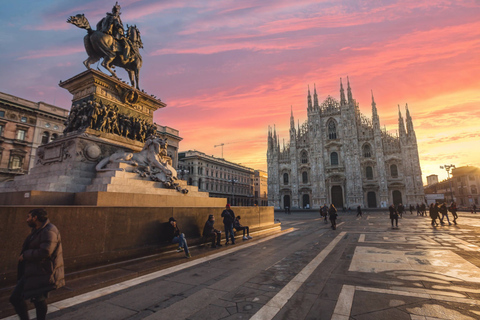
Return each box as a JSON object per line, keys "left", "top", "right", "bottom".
{"left": 67, "top": 2, "right": 143, "bottom": 89}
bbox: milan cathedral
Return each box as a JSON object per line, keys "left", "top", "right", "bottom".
{"left": 267, "top": 78, "right": 425, "bottom": 210}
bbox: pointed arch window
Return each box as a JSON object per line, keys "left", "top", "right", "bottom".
{"left": 302, "top": 171, "right": 308, "bottom": 183}
{"left": 328, "top": 121, "right": 337, "bottom": 139}
{"left": 363, "top": 144, "right": 371, "bottom": 158}
{"left": 390, "top": 164, "right": 398, "bottom": 178}
{"left": 330, "top": 152, "right": 339, "bottom": 166}
{"left": 366, "top": 166, "right": 373, "bottom": 180}
{"left": 301, "top": 151, "right": 308, "bottom": 164}
{"left": 283, "top": 173, "right": 289, "bottom": 185}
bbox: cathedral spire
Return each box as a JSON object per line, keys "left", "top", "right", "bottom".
{"left": 371, "top": 90, "right": 377, "bottom": 115}
{"left": 290, "top": 105, "right": 295, "bottom": 129}
{"left": 313, "top": 83, "right": 319, "bottom": 109}
{"left": 398, "top": 104, "right": 406, "bottom": 139}
{"left": 405, "top": 103, "right": 416, "bottom": 140}
{"left": 347, "top": 76, "right": 353, "bottom": 104}
{"left": 307, "top": 85, "right": 313, "bottom": 110}
{"left": 340, "top": 78, "right": 346, "bottom": 106}
{"left": 371, "top": 90, "right": 380, "bottom": 130}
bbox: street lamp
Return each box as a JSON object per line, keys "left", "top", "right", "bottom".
{"left": 228, "top": 179, "right": 238, "bottom": 205}
{"left": 178, "top": 169, "right": 189, "bottom": 181}
{"left": 440, "top": 164, "right": 455, "bottom": 203}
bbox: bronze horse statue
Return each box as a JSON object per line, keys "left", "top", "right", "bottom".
{"left": 67, "top": 14, "right": 143, "bottom": 90}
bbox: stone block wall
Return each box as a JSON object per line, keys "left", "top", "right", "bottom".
{"left": 0, "top": 205, "right": 274, "bottom": 287}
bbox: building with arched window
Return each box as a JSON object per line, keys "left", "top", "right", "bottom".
{"left": 267, "top": 78, "right": 424, "bottom": 209}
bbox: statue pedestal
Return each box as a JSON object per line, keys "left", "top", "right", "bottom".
{"left": 0, "top": 132, "right": 137, "bottom": 194}
{"left": 59, "top": 69, "right": 166, "bottom": 123}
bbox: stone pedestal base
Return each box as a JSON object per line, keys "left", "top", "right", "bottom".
{"left": 0, "top": 132, "right": 138, "bottom": 194}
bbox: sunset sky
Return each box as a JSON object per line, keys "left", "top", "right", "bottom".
{"left": 1, "top": 0, "right": 479, "bottom": 183}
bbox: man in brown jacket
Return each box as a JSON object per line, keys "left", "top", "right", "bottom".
{"left": 10, "top": 208, "right": 65, "bottom": 320}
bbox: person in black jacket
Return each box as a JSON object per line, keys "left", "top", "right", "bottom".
{"left": 167, "top": 217, "right": 190, "bottom": 258}
{"left": 10, "top": 208, "right": 65, "bottom": 320}
{"left": 221, "top": 204, "right": 236, "bottom": 245}
{"left": 328, "top": 204, "right": 338, "bottom": 230}
{"left": 389, "top": 204, "right": 398, "bottom": 229}
{"left": 356, "top": 205, "right": 362, "bottom": 217}
{"left": 234, "top": 216, "right": 252, "bottom": 240}
{"left": 203, "top": 215, "right": 222, "bottom": 248}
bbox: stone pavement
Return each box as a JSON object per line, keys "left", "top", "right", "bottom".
{"left": 4, "top": 209, "right": 480, "bottom": 320}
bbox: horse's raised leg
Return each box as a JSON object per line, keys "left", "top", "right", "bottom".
{"left": 102, "top": 57, "right": 119, "bottom": 79}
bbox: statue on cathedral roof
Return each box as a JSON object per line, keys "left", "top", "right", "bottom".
{"left": 67, "top": 3, "right": 143, "bottom": 89}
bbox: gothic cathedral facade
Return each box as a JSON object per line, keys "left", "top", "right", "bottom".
{"left": 267, "top": 78, "right": 424, "bottom": 210}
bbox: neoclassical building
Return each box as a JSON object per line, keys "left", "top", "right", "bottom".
{"left": 267, "top": 78, "right": 424, "bottom": 209}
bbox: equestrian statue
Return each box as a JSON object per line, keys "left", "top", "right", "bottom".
{"left": 67, "top": 2, "right": 143, "bottom": 89}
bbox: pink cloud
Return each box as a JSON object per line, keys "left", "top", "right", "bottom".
{"left": 17, "top": 47, "right": 84, "bottom": 60}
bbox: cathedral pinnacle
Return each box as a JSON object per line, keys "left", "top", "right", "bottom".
{"left": 347, "top": 76, "right": 353, "bottom": 104}
{"left": 313, "top": 83, "right": 319, "bottom": 109}
{"left": 290, "top": 106, "right": 295, "bottom": 129}
{"left": 398, "top": 105, "right": 406, "bottom": 138}
{"left": 307, "top": 85, "right": 313, "bottom": 110}
{"left": 340, "top": 78, "right": 346, "bottom": 106}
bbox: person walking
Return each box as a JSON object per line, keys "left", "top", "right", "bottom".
{"left": 409, "top": 204, "right": 414, "bottom": 215}
{"left": 328, "top": 204, "right": 338, "bottom": 230}
{"left": 429, "top": 203, "right": 439, "bottom": 227}
{"left": 10, "top": 208, "right": 65, "bottom": 320}
{"left": 439, "top": 203, "right": 451, "bottom": 225}
{"left": 167, "top": 217, "right": 191, "bottom": 258}
{"left": 203, "top": 215, "right": 222, "bottom": 248}
{"left": 397, "top": 203, "right": 404, "bottom": 218}
{"left": 320, "top": 204, "right": 328, "bottom": 223}
{"left": 389, "top": 204, "right": 399, "bottom": 229}
{"left": 356, "top": 205, "right": 363, "bottom": 217}
{"left": 221, "top": 204, "right": 236, "bottom": 245}
{"left": 234, "top": 216, "right": 252, "bottom": 240}
{"left": 416, "top": 204, "right": 420, "bottom": 216}
{"left": 473, "top": 204, "right": 477, "bottom": 214}
{"left": 449, "top": 202, "right": 458, "bottom": 225}
{"left": 421, "top": 203, "right": 426, "bottom": 216}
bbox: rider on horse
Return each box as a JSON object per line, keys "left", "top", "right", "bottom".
{"left": 98, "top": 2, "right": 131, "bottom": 62}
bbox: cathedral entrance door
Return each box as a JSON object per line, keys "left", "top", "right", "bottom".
{"left": 283, "top": 195, "right": 291, "bottom": 209}
{"left": 367, "top": 191, "right": 377, "bottom": 208}
{"left": 302, "top": 194, "right": 310, "bottom": 209}
{"left": 392, "top": 190, "right": 402, "bottom": 205}
{"left": 331, "top": 186, "right": 343, "bottom": 208}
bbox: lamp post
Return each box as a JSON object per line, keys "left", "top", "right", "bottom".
{"left": 228, "top": 179, "right": 238, "bottom": 205}
{"left": 178, "top": 169, "right": 189, "bottom": 181}
{"left": 440, "top": 164, "right": 455, "bottom": 203}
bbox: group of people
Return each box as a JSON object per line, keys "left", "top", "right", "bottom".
{"left": 167, "top": 204, "right": 253, "bottom": 255}
{"left": 11, "top": 205, "right": 253, "bottom": 320}
{"left": 319, "top": 204, "right": 339, "bottom": 230}
{"left": 428, "top": 202, "right": 458, "bottom": 226}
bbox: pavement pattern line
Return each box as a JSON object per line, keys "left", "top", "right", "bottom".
{"left": 358, "top": 234, "right": 365, "bottom": 243}
{"left": 331, "top": 284, "right": 355, "bottom": 320}
{"left": 0, "top": 228, "right": 298, "bottom": 320}
{"left": 332, "top": 284, "right": 480, "bottom": 319}
{"left": 249, "top": 231, "right": 347, "bottom": 320}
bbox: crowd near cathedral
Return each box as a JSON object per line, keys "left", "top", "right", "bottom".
{"left": 267, "top": 78, "right": 424, "bottom": 210}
